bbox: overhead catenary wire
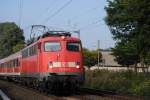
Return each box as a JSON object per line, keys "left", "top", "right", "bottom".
{"left": 33, "top": 0, "right": 59, "bottom": 24}
{"left": 70, "top": 6, "right": 102, "bottom": 21}
{"left": 21, "top": 1, "right": 103, "bottom": 38}
{"left": 42, "top": 0, "right": 73, "bottom": 24}
{"left": 66, "top": 6, "right": 102, "bottom": 30}
{"left": 80, "top": 19, "right": 104, "bottom": 30}
{"left": 65, "top": 5, "right": 104, "bottom": 32}
{"left": 41, "top": 0, "right": 58, "bottom": 15}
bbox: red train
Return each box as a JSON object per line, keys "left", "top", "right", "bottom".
{"left": 0, "top": 31, "right": 85, "bottom": 92}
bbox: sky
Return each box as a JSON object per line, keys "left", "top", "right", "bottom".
{"left": 0, "top": 0, "right": 115, "bottom": 50}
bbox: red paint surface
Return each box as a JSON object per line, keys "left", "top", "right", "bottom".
{"left": 0, "top": 36, "right": 84, "bottom": 75}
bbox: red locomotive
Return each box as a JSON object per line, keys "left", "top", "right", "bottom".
{"left": 0, "top": 31, "right": 84, "bottom": 92}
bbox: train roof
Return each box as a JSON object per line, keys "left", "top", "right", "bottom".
{"left": 0, "top": 51, "right": 21, "bottom": 63}
{"left": 39, "top": 31, "right": 80, "bottom": 41}
{"left": 22, "top": 32, "right": 81, "bottom": 50}
{"left": 0, "top": 32, "right": 81, "bottom": 63}
{"left": 40, "top": 36, "right": 81, "bottom": 42}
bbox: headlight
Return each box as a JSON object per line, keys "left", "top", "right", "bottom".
{"left": 68, "top": 62, "right": 80, "bottom": 68}
{"left": 76, "top": 65, "right": 80, "bottom": 68}
{"left": 76, "top": 62, "right": 80, "bottom": 69}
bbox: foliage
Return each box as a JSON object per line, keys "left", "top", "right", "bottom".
{"left": 12, "top": 43, "right": 25, "bottom": 53}
{"left": 105, "top": 0, "right": 150, "bottom": 66}
{"left": 84, "top": 70, "right": 150, "bottom": 97}
{"left": 111, "top": 40, "right": 139, "bottom": 66}
{"left": 26, "top": 37, "right": 35, "bottom": 46}
{"left": 131, "top": 80, "right": 150, "bottom": 96}
{"left": 0, "top": 22, "right": 25, "bottom": 59}
{"left": 83, "top": 48, "right": 102, "bottom": 68}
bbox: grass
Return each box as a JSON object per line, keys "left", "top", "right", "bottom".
{"left": 84, "top": 69, "right": 150, "bottom": 97}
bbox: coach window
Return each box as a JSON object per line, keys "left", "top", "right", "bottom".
{"left": 22, "top": 48, "right": 29, "bottom": 58}
{"left": 7, "top": 62, "right": 9, "bottom": 68}
{"left": 29, "top": 47, "right": 32, "bottom": 56}
{"left": 45, "top": 42, "right": 61, "bottom": 52}
{"left": 9, "top": 61, "right": 11, "bottom": 68}
{"left": 14, "top": 60, "right": 16, "bottom": 67}
{"left": 4, "top": 62, "right": 6, "bottom": 68}
{"left": 3, "top": 63, "right": 4, "bottom": 68}
{"left": 4, "top": 63, "right": 6, "bottom": 68}
{"left": 2, "top": 63, "right": 4, "bottom": 68}
{"left": 8, "top": 61, "right": 10, "bottom": 68}
{"left": 11, "top": 61, "right": 12, "bottom": 68}
{"left": 67, "top": 42, "right": 81, "bottom": 52}
{"left": 13, "top": 60, "right": 15, "bottom": 67}
{"left": 32, "top": 45, "right": 37, "bottom": 55}
{"left": 17, "top": 59, "right": 20, "bottom": 67}
{"left": 3, "top": 64, "right": 4, "bottom": 68}
{"left": 34, "top": 45, "right": 38, "bottom": 55}
{"left": 1, "top": 64, "right": 2, "bottom": 68}
{"left": 1, "top": 63, "right": 3, "bottom": 68}
{"left": 1, "top": 64, "right": 3, "bottom": 68}
{"left": 28, "top": 45, "right": 38, "bottom": 56}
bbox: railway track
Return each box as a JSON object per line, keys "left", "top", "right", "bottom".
{"left": 22, "top": 84, "right": 146, "bottom": 100}
{"left": 0, "top": 80, "right": 147, "bottom": 100}
{"left": 79, "top": 88, "right": 146, "bottom": 100}
{"left": 79, "top": 87, "right": 116, "bottom": 95}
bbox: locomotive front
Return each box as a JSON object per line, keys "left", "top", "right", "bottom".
{"left": 40, "top": 32, "right": 85, "bottom": 91}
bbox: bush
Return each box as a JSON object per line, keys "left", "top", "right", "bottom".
{"left": 84, "top": 70, "right": 150, "bottom": 97}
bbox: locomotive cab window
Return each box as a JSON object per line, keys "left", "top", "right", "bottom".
{"left": 67, "top": 42, "right": 81, "bottom": 52}
{"left": 45, "top": 42, "right": 61, "bottom": 52}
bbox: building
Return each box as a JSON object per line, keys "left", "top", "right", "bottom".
{"left": 100, "top": 50, "right": 121, "bottom": 67}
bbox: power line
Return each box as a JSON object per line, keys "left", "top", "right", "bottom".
{"left": 41, "top": 0, "right": 58, "bottom": 16}
{"left": 70, "top": 6, "right": 101, "bottom": 21}
{"left": 33, "top": 0, "right": 59, "bottom": 24}
{"left": 42, "top": 0, "right": 73, "bottom": 24}
{"left": 80, "top": 19, "right": 104, "bottom": 30}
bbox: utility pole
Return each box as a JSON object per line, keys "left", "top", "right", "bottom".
{"left": 98, "top": 40, "right": 100, "bottom": 69}
{"left": 18, "top": 0, "right": 23, "bottom": 28}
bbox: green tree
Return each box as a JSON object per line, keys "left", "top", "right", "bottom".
{"left": 112, "top": 40, "right": 139, "bottom": 67}
{"left": 83, "top": 48, "right": 102, "bottom": 68}
{"left": 105, "top": 0, "right": 150, "bottom": 67}
{"left": 0, "top": 22, "right": 25, "bottom": 59}
{"left": 12, "top": 43, "right": 25, "bottom": 53}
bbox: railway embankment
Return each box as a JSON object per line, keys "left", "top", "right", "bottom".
{"left": 0, "top": 80, "right": 113, "bottom": 100}
{"left": 0, "top": 79, "right": 143, "bottom": 100}
{"left": 84, "top": 69, "right": 150, "bottom": 99}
